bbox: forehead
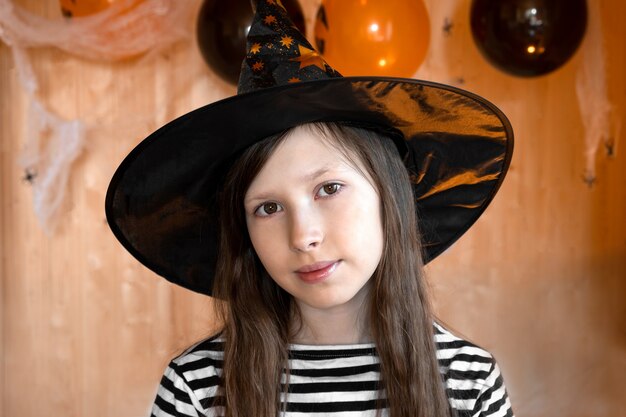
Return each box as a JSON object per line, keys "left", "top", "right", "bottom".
{"left": 245, "top": 125, "right": 364, "bottom": 192}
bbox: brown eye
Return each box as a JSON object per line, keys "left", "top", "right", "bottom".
{"left": 263, "top": 202, "right": 278, "bottom": 213}
{"left": 319, "top": 183, "right": 341, "bottom": 197}
{"left": 255, "top": 202, "right": 281, "bottom": 217}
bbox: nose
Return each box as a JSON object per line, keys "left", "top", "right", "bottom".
{"left": 288, "top": 209, "right": 323, "bottom": 252}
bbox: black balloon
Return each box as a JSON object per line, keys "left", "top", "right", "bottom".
{"left": 197, "top": 0, "right": 306, "bottom": 85}
{"left": 470, "top": 0, "right": 587, "bottom": 77}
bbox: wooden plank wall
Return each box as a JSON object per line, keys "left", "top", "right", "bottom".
{"left": 1, "top": 0, "right": 624, "bottom": 416}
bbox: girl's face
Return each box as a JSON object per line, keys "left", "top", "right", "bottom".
{"left": 244, "top": 126, "right": 384, "bottom": 316}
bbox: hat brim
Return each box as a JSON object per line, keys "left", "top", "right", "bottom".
{"left": 105, "top": 76, "right": 513, "bottom": 296}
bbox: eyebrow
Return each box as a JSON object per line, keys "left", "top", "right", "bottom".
{"left": 300, "top": 166, "right": 331, "bottom": 182}
{"left": 244, "top": 165, "right": 337, "bottom": 206}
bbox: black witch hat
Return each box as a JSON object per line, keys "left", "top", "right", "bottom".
{"left": 106, "top": 0, "right": 514, "bottom": 296}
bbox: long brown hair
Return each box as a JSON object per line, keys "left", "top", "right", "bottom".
{"left": 213, "top": 122, "right": 451, "bottom": 417}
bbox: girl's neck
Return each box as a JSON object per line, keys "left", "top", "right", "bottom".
{"left": 290, "top": 289, "right": 372, "bottom": 345}
{"left": 292, "top": 316, "right": 372, "bottom": 345}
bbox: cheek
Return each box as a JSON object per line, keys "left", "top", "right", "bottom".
{"left": 330, "top": 194, "right": 384, "bottom": 262}
{"left": 247, "top": 222, "right": 281, "bottom": 272}
{"left": 247, "top": 223, "right": 265, "bottom": 257}
{"left": 341, "top": 195, "right": 382, "bottom": 237}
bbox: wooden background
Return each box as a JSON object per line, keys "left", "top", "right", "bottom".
{"left": 1, "top": 0, "right": 624, "bottom": 416}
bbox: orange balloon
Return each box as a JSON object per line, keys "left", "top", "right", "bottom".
{"left": 59, "top": 0, "right": 141, "bottom": 18}
{"left": 314, "top": 0, "right": 430, "bottom": 77}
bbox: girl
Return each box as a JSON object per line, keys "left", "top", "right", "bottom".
{"left": 106, "top": 2, "right": 514, "bottom": 417}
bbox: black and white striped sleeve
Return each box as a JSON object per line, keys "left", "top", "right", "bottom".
{"left": 150, "top": 361, "right": 203, "bottom": 417}
{"left": 471, "top": 359, "right": 513, "bottom": 417}
{"left": 435, "top": 322, "right": 514, "bottom": 417}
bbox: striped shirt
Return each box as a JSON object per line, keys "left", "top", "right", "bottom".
{"left": 151, "top": 322, "right": 514, "bottom": 417}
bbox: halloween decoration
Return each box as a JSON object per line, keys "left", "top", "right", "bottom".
{"left": 575, "top": 0, "right": 619, "bottom": 186}
{"left": 197, "top": 0, "right": 305, "bottom": 85}
{"left": 0, "top": 0, "right": 195, "bottom": 233}
{"left": 470, "top": 0, "right": 587, "bottom": 77}
{"left": 314, "top": 0, "right": 430, "bottom": 77}
{"left": 59, "top": 0, "right": 143, "bottom": 18}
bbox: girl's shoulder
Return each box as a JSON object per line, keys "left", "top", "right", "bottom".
{"left": 434, "top": 320, "right": 500, "bottom": 381}
{"left": 170, "top": 332, "right": 225, "bottom": 367}
{"left": 434, "top": 322, "right": 514, "bottom": 416}
{"left": 433, "top": 321, "right": 496, "bottom": 366}
{"left": 151, "top": 334, "right": 225, "bottom": 417}
{"left": 166, "top": 332, "right": 226, "bottom": 387}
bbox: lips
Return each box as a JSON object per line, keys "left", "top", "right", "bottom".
{"left": 295, "top": 260, "right": 340, "bottom": 283}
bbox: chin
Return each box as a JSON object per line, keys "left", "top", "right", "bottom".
{"left": 301, "top": 292, "right": 363, "bottom": 311}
